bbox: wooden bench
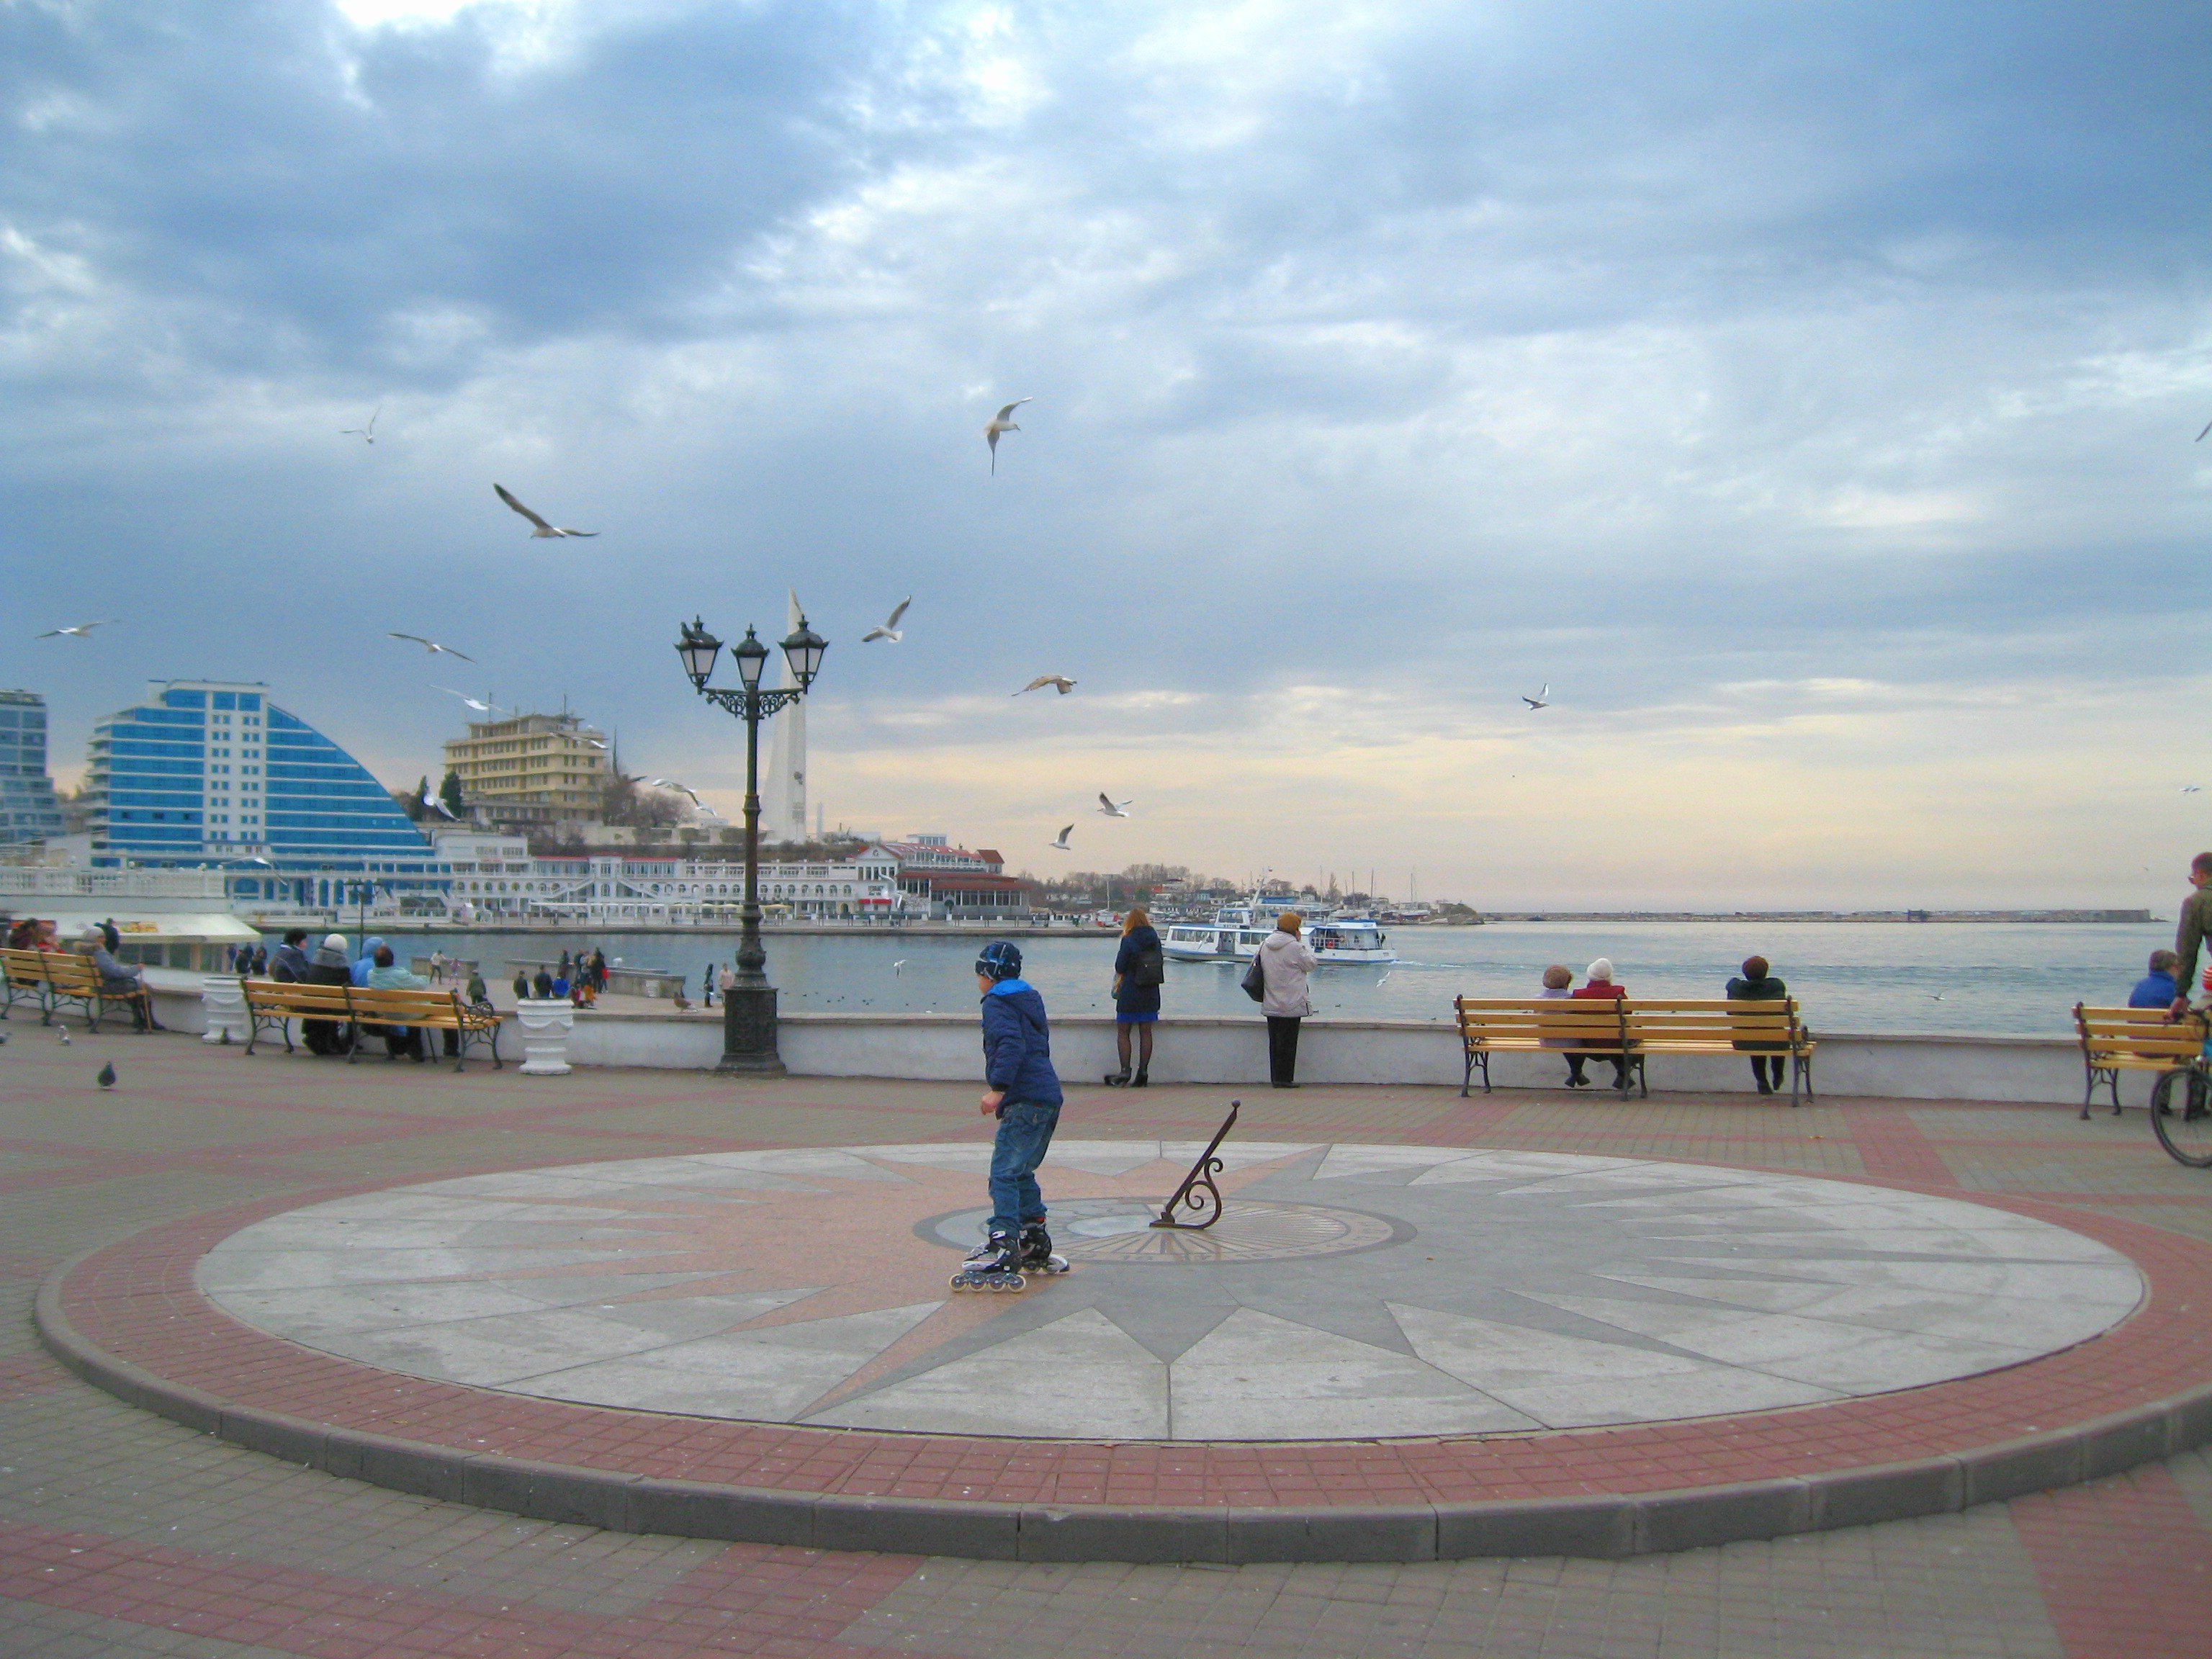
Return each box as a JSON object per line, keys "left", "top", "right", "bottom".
{"left": 0, "top": 946, "right": 156, "bottom": 1033}
{"left": 1453, "top": 997, "right": 1642, "bottom": 1096}
{"left": 2072, "top": 1004, "right": 2206, "bottom": 1120}
{"left": 1618, "top": 999, "right": 1815, "bottom": 1105}
{"left": 243, "top": 980, "right": 503, "bottom": 1071}
{"left": 1455, "top": 995, "right": 1815, "bottom": 1103}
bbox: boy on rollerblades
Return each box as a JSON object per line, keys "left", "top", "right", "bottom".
{"left": 953, "top": 941, "right": 1069, "bottom": 1292}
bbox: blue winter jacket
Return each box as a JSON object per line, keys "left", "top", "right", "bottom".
{"left": 981, "top": 979, "right": 1064, "bottom": 1109}
{"left": 2129, "top": 971, "right": 2179, "bottom": 1010}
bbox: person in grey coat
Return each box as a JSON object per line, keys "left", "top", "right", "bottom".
{"left": 1256, "top": 913, "right": 1318, "bottom": 1088}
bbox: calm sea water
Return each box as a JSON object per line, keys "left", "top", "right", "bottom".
{"left": 355, "top": 920, "right": 2177, "bottom": 1038}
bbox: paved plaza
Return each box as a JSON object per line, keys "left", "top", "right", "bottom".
{"left": 1, "top": 1027, "right": 2209, "bottom": 1655}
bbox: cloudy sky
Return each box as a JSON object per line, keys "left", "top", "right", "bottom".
{"left": 4, "top": 1, "right": 2208, "bottom": 908}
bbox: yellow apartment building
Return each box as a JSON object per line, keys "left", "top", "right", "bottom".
{"left": 442, "top": 712, "right": 610, "bottom": 827}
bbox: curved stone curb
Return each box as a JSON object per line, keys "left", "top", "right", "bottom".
{"left": 37, "top": 1251, "right": 2212, "bottom": 1564}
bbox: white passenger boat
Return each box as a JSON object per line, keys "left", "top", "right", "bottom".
{"left": 1161, "top": 904, "right": 1396, "bottom": 966}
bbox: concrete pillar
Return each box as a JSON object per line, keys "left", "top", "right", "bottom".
{"left": 200, "top": 976, "right": 249, "bottom": 1046}
{"left": 515, "top": 999, "right": 575, "bottom": 1076}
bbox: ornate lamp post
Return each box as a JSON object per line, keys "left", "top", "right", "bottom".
{"left": 675, "top": 611, "right": 829, "bottom": 1074}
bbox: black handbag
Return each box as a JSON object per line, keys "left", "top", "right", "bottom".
{"left": 1240, "top": 951, "right": 1267, "bottom": 1002}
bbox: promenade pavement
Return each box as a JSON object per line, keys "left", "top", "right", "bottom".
{"left": 1, "top": 1026, "right": 2208, "bottom": 1657}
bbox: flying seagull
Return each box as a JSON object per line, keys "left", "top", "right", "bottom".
{"left": 1050, "top": 824, "right": 1074, "bottom": 850}
{"left": 585, "top": 738, "right": 608, "bottom": 750}
{"left": 340, "top": 404, "right": 381, "bottom": 444}
{"left": 1015, "top": 675, "right": 1076, "bottom": 696}
{"left": 494, "top": 483, "right": 598, "bottom": 538}
{"left": 863, "top": 598, "right": 912, "bottom": 644}
{"left": 1097, "top": 793, "right": 1133, "bottom": 818}
{"left": 390, "top": 632, "right": 475, "bottom": 662}
{"left": 984, "top": 399, "right": 1031, "bottom": 474}
{"left": 432, "top": 686, "right": 497, "bottom": 713}
{"left": 36, "top": 621, "right": 120, "bottom": 639}
{"left": 2184, "top": 786, "right": 2202, "bottom": 794}
{"left": 1521, "top": 683, "right": 1551, "bottom": 710}
{"left": 2198, "top": 418, "right": 2212, "bottom": 442}
{"left": 419, "top": 785, "right": 457, "bottom": 819}
{"left": 650, "top": 778, "right": 703, "bottom": 806}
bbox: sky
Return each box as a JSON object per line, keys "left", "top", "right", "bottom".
{"left": 2, "top": 0, "right": 2208, "bottom": 909}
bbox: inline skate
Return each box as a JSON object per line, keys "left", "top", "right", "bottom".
{"left": 950, "top": 1230, "right": 1027, "bottom": 1292}
{"left": 1018, "top": 1221, "right": 1069, "bottom": 1277}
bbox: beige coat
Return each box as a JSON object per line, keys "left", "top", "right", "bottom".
{"left": 1256, "top": 929, "right": 1317, "bottom": 1017}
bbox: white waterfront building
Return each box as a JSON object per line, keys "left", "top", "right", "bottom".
{"left": 432, "top": 830, "right": 904, "bottom": 923}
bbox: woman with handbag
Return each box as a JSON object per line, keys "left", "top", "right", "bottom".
{"left": 1253, "top": 912, "right": 1318, "bottom": 1088}
{"left": 1107, "top": 906, "right": 1164, "bottom": 1086}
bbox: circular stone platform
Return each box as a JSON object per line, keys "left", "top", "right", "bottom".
{"left": 194, "top": 1141, "right": 2141, "bottom": 1442}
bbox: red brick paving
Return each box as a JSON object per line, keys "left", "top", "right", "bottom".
{"left": 2010, "top": 1465, "right": 2212, "bottom": 1658}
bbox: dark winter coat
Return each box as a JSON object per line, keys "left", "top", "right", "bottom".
{"left": 1113, "top": 925, "right": 1164, "bottom": 1016}
{"left": 1725, "top": 973, "right": 1789, "bottom": 1051}
{"left": 981, "top": 979, "right": 1064, "bottom": 1109}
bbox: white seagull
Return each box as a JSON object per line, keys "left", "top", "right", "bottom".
{"left": 390, "top": 632, "right": 475, "bottom": 662}
{"left": 340, "top": 404, "right": 381, "bottom": 444}
{"left": 433, "top": 686, "right": 497, "bottom": 714}
{"left": 419, "top": 786, "right": 457, "bottom": 819}
{"left": 650, "top": 778, "right": 703, "bottom": 806}
{"left": 2184, "top": 786, "right": 2202, "bottom": 794}
{"left": 585, "top": 739, "right": 608, "bottom": 750}
{"left": 1050, "top": 824, "right": 1074, "bottom": 850}
{"left": 1096, "top": 793, "right": 1133, "bottom": 818}
{"left": 1521, "top": 683, "right": 1551, "bottom": 710}
{"left": 1015, "top": 675, "right": 1076, "bottom": 696}
{"left": 494, "top": 483, "right": 598, "bottom": 538}
{"left": 984, "top": 398, "right": 1030, "bottom": 474}
{"left": 863, "top": 598, "right": 912, "bottom": 644}
{"left": 893, "top": 961, "right": 907, "bottom": 975}
{"left": 36, "top": 621, "right": 120, "bottom": 639}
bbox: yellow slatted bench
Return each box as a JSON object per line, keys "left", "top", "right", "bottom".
{"left": 1453, "top": 997, "right": 1639, "bottom": 1096}
{"left": 2072, "top": 1004, "right": 2206, "bottom": 1120}
{"left": 0, "top": 946, "right": 154, "bottom": 1033}
{"left": 1618, "top": 999, "right": 1816, "bottom": 1106}
{"left": 344, "top": 986, "right": 504, "bottom": 1071}
{"left": 242, "top": 979, "right": 358, "bottom": 1056}
{"left": 0, "top": 948, "right": 48, "bottom": 1021}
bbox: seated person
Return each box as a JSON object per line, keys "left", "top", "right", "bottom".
{"left": 1571, "top": 958, "right": 1629, "bottom": 1089}
{"left": 1725, "top": 954, "right": 1791, "bottom": 1094}
{"left": 269, "top": 929, "right": 311, "bottom": 982}
{"left": 2129, "top": 950, "right": 2180, "bottom": 1010}
{"left": 78, "top": 927, "right": 163, "bottom": 1031}
{"left": 365, "top": 945, "right": 433, "bottom": 1061}
{"left": 1537, "top": 964, "right": 1591, "bottom": 1089}
{"left": 301, "top": 934, "right": 355, "bottom": 1055}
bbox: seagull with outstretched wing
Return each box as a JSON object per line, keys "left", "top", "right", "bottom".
{"left": 1521, "top": 683, "right": 1550, "bottom": 710}
{"left": 1050, "top": 824, "right": 1074, "bottom": 850}
{"left": 1015, "top": 675, "right": 1076, "bottom": 696}
{"left": 36, "top": 621, "right": 120, "bottom": 639}
{"left": 419, "top": 784, "right": 457, "bottom": 819}
{"left": 650, "top": 778, "right": 703, "bottom": 806}
{"left": 433, "top": 686, "right": 496, "bottom": 713}
{"left": 341, "top": 404, "right": 380, "bottom": 444}
{"left": 390, "top": 632, "right": 475, "bottom": 662}
{"left": 2198, "top": 418, "right": 2211, "bottom": 442}
{"left": 984, "top": 399, "right": 1030, "bottom": 474}
{"left": 863, "top": 598, "right": 912, "bottom": 643}
{"left": 495, "top": 483, "right": 598, "bottom": 537}
{"left": 1097, "top": 793, "right": 1132, "bottom": 818}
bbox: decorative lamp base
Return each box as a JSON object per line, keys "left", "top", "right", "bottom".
{"left": 716, "top": 984, "right": 785, "bottom": 1076}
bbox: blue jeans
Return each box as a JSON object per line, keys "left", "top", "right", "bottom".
{"left": 988, "top": 1100, "right": 1060, "bottom": 1235}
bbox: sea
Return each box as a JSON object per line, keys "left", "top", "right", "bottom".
{"left": 346, "top": 920, "right": 2179, "bottom": 1038}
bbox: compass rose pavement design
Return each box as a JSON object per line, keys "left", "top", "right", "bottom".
{"left": 196, "top": 1141, "right": 2145, "bottom": 1443}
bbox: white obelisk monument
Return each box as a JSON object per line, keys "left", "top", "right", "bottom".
{"left": 765, "top": 588, "right": 808, "bottom": 844}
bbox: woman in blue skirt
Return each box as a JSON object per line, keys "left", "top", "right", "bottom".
{"left": 1109, "top": 906, "right": 1164, "bottom": 1087}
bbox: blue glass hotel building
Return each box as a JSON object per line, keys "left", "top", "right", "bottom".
{"left": 0, "top": 690, "right": 68, "bottom": 845}
{"left": 86, "top": 680, "right": 446, "bottom": 907}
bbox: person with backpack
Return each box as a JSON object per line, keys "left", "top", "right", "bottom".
{"left": 1108, "top": 905, "right": 1164, "bottom": 1087}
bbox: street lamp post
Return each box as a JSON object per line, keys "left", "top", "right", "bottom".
{"left": 675, "top": 612, "right": 828, "bottom": 1074}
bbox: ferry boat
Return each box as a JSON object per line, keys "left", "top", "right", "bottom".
{"left": 1161, "top": 902, "right": 1396, "bottom": 966}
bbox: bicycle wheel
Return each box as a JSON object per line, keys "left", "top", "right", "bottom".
{"left": 2149, "top": 1068, "right": 2212, "bottom": 1169}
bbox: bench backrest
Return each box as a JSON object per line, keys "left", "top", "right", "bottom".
{"left": 1, "top": 948, "right": 50, "bottom": 987}
{"left": 2074, "top": 1004, "right": 2206, "bottom": 1061}
{"left": 37, "top": 951, "right": 101, "bottom": 992}
{"left": 1454, "top": 997, "right": 1631, "bottom": 1045}
{"left": 243, "top": 979, "right": 356, "bottom": 1012}
{"left": 1618, "top": 999, "right": 1804, "bottom": 1046}
{"left": 347, "top": 986, "right": 469, "bottom": 1023}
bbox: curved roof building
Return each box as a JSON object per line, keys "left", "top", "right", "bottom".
{"left": 87, "top": 681, "right": 439, "bottom": 894}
